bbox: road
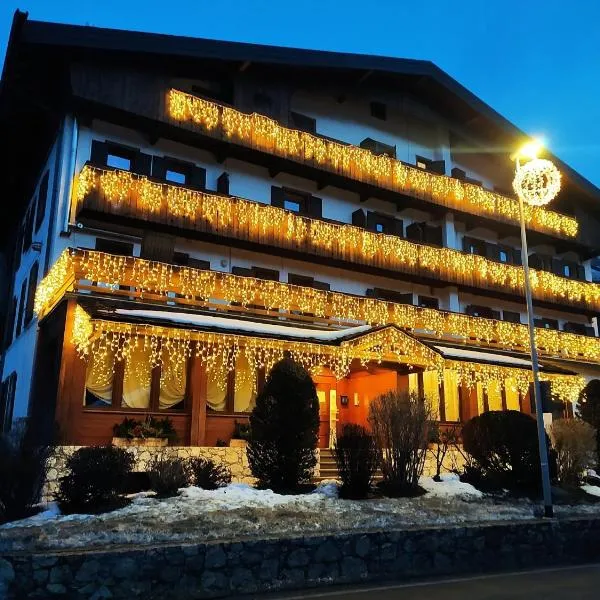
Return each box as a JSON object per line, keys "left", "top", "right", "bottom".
{"left": 256, "top": 563, "right": 600, "bottom": 599}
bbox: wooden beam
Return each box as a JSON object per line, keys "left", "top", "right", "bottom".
{"left": 189, "top": 353, "right": 207, "bottom": 446}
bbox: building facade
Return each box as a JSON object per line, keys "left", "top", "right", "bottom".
{"left": 1, "top": 11, "right": 600, "bottom": 447}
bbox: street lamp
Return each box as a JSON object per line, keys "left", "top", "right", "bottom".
{"left": 512, "top": 139, "right": 562, "bottom": 518}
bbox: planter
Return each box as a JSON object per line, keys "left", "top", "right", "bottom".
{"left": 112, "top": 437, "right": 168, "bottom": 448}
{"left": 229, "top": 439, "right": 248, "bottom": 448}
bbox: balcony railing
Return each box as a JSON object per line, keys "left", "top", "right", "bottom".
{"left": 73, "top": 165, "right": 600, "bottom": 312}
{"left": 165, "top": 89, "right": 578, "bottom": 240}
{"left": 36, "top": 248, "right": 600, "bottom": 366}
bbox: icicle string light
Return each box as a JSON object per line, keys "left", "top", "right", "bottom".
{"left": 73, "top": 165, "right": 595, "bottom": 311}
{"left": 166, "top": 89, "right": 577, "bottom": 239}
{"left": 71, "top": 308, "right": 585, "bottom": 404}
{"left": 36, "top": 249, "right": 600, "bottom": 364}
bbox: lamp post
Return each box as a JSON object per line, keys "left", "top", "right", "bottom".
{"left": 512, "top": 140, "right": 562, "bottom": 518}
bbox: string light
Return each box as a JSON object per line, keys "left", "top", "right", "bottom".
{"left": 73, "top": 165, "right": 597, "bottom": 311}
{"left": 513, "top": 158, "right": 562, "bottom": 207}
{"left": 36, "top": 249, "right": 600, "bottom": 365}
{"left": 166, "top": 89, "right": 578, "bottom": 239}
{"left": 71, "top": 308, "right": 585, "bottom": 404}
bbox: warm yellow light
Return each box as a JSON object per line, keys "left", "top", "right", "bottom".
{"left": 518, "top": 138, "right": 545, "bottom": 160}
{"left": 513, "top": 157, "right": 562, "bottom": 207}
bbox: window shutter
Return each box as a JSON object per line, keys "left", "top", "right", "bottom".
{"left": 35, "top": 172, "right": 49, "bottom": 232}
{"left": 394, "top": 218, "right": 404, "bottom": 237}
{"left": 132, "top": 152, "right": 152, "bottom": 176}
{"left": 271, "top": 186, "right": 285, "bottom": 208}
{"left": 217, "top": 172, "right": 230, "bottom": 195}
{"left": 485, "top": 243, "right": 500, "bottom": 261}
{"left": 190, "top": 166, "right": 207, "bottom": 189}
{"left": 425, "top": 225, "right": 443, "bottom": 247}
{"left": 90, "top": 140, "right": 107, "bottom": 165}
{"left": 307, "top": 196, "right": 322, "bottom": 218}
{"left": 151, "top": 156, "right": 167, "bottom": 180}
{"left": 528, "top": 254, "right": 542, "bottom": 269}
{"left": 252, "top": 267, "right": 279, "bottom": 281}
{"left": 430, "top": 160, "right": 446, "bottom": 175}
{"left": 352, "top": 209, "right": 366, "bottom": 228}
{"left": 25, "top": 262, "right": 38, "bottom": 326}
{"left": 140, "top": 233, "right": 175, "bottom": 263}
{"left": 576, "top": 265, "right": 586, "bottom": 281}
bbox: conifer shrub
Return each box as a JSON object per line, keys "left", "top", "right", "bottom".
{"left": 333, "top": 424, "right": 379, "bottom": 499}
{"left": 369, "top": 391, "right": 432, "bottom": 496}
{"left": 56, "top": 445, "right": 134, "bottom": 513}
{"left": 461, "top": 410, "right": 552, "bottom": 493}
{"left": 188, "top": 457, "right": 232, "bottom": 489}
{"left": 247, "top": 358, "right": 320, "bottom": 492}
{"left": 0, "top": 420, "right": 52, "bottom": 524}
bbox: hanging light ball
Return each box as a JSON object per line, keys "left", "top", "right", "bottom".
{"left": 513, "top": 158, "right": 562, "bottom": 206}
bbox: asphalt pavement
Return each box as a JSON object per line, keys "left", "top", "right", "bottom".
{"left": 254, "top": 563, "right": 600, "bottom": 599}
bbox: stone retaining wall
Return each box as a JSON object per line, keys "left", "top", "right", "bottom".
{"left": 3, "top": 518, "right": 600, "bottom": 599}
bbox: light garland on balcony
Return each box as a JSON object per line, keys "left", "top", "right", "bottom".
{"left": 71, "top": 308, "right": 585, "bottom": 403}
{"left": 72, "top": 310, "right": 441, "bottom": 391}
{"left": 35, "top": 249, "right": 600, "bottom": 364}
{"left": 166, "top": 89, "right": 578, "bottom": 239}
{"left": 72, "top": 165, "right": 598, "bottom": 311}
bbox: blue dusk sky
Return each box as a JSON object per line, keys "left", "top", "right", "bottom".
{"left": 1, "top": 1, "right": 598, "bottom": 188}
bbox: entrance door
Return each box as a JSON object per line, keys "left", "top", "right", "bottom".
{"left": 314, "top": 375, "right": 336, "bottom": 449}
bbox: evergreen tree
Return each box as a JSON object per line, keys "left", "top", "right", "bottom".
{"left": 247, "top": 358, "right": 320, "bottom": 492}
{"left": 578, "top": 379, "right": 600, "bottom": 466}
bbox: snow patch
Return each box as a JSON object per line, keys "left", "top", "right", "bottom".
{"left": 582, "top": 485, "right": 600, "bottom": 498}
{"left": 419, "top": 474, "right": 483, "bottom": 499}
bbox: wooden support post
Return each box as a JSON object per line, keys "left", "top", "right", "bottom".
{"left": 438, "top": 378, "right": 446, "bottom": 422}
{"left": 189, "top": 354, "right": 207, "bottom": 446}
{"left": 501, "top": 387, "right": 508, "bottom": 411}
{"left": 459, "top": 384, "right": 478, "bottom": 422}
{"left": 55, "top": 299, "right": 88, "bottom": 444}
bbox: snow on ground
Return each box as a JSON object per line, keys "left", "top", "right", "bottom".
{"left": 1, "top": 479, "right": 599, "bottom": 553}
{"left": 582, "top": 485, "right": 600, "bottom": 498}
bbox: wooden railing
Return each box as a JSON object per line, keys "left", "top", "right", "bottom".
{"left": 73, "top": 165, "right": 600, "bottom": 312}
{"left": 36, "top": 249, "right": 600, "bottom": 365}
{"left": 165, "top": 89, "right": 578, "bottom": 240}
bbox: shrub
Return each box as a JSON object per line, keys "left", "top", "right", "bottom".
{"left": 232, "top": 420, "right": 251, "bottom": 441}
{"left": 550, "top": 419, "right": 597, "bottom": 487}
{"left": 247, "top": 358, "right": 320, "bottom": 492}
{"left": 56, "top": 445, "right": 134, "bottom": 513}
{"left": 428, "top": 422, "right": 461, "bottom": 482}
{"left": 189, "top": 457, "right": 232, "bottom": 489}
{"left": 461, "top": 410, "right": 551, "bottom": 493}
{"left": 147, "top": 455, "right": 190, "bottom": 497}
{"left": 369, "top": 391, "right": 433, "bottom": 496}
{"left": 0, "top": 420, "right": 52, "bottom": 524}
{"left": 333, "top": 424, "right": 379, "bottom": 499}
{"left": 578, "top": 379, "right": 600, "bottom": 466}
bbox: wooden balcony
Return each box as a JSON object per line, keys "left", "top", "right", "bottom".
{"left": 72, "top": 165, "right": 600, "bottom": 314}
{"left": 35, "top": 248, "right": 600, "bottom": 366}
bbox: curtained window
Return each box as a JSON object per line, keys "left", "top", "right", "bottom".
{"left": 159, "top": 352, "right": 187, "bottom": 410}
{"left": 443, "top": 370, "right": 460, "bottom": 422}
{"left": 233, "top": 354, "right": 257, "bottom": 413}
{"left": 84, "top": 348, "right": 115, "bottom": 408}
{"left": 122, "top": 344, "right": 152, "bottom": 409}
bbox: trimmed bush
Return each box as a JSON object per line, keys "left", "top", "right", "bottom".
{"left": 247, "top": 358, "right": 320, "bottom": 492}
{"left": 188, "top": 457, "right": 232, "bottom": 490}
{"left": 461, "top": 410, "right": 551, "bottom": 493}
{"left": 578, "top": 379, "right": 600, "bottom": 466}
{"left": 333, "top": 424, "right": 379, "bottom": 499}
{"left": 550, "top": 419, "right": 597, "bottom": 487}
{"left": 0, "top": 420, "right": 52, "bottom": 524}
{"left": 56, "top": 445, "right": 134, "bottom": 513}
{"left": 369, "top": 391, "right": 432, "bottom": 496}
{"left": 147, "top": 456, "right": 190, "bottom": 497}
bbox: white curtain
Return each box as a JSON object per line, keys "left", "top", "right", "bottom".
{"left": 159, "top": 353, "right": 187, "bottom": 410}
{"left": 487, "top": 380, "right": 503, "bottom": 411}
{"left": 84, "top": 348, "right": 114, "bottom": 406}
{"left": 443, "top": 370, "right": 460, "bottom": 421}
{"left": 206, "top": 365, "right": 227, "bottom": 411}
{"left": 122, "top": 344, "right": 152, "bottom": 409}
{"left": 233, "top": 354, "right": 257, "bottom": 413}
{"left": 423, "top": 370, "right": 440, "bottom": 419}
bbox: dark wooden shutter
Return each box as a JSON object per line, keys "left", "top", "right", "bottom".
{"left": 271, "top": 186, "right": 285, "bottom": 208}
{"left": 576, "top": 265, "right": 586, "bottom": 281}
{"left": 190, "top": 166, "right": 206, "bottom": 189}
{"left": 503, "top": 311, "right": 521, "bottom": 324}
{"left": 307, "top": 196, "right": 322, "bottom": 218}
{"left": 132, "top": 152, "right": 152, "bottom": 176}
{"left": 35, "top": 172, "right": 49, "bottom": 232}
{"left": 485, "top": 243, "right": 500, "bottom": 261}
{"left": 140, "top": 233, "right": 175, "bottom": 263}
{"left": 24, "top": 262, "right": 38, "bottom": 326}
{"left": 95, "top": 238, "right": 134, "bottom": 256}
{"left": 429, "top": 160, "right": 446, "bottom": 175}
{"left": 90, "top": 140, "right": 108, "bottom": 165}
{"left": 352, "top": 209, "right": 366, "bottom": 228}
{"left": 151, "top": 156, "right": 167, "bottom": 179}
{"left": 425, "top": 226, "right": 443, "bottom": 247}
{"left": 3, "top": 297, "right": 17, "bottom": 349}
{"left": 217, "top": 172, "right": 230, "bottom": 195}
{"left": 15, "top": 279, "right": 27, "bottom": 337}
{"left": 252, "top": 267, "right": 279, "bottom": 281}
{"left": 551, "top": 258, "right": 564, "bottom": 276}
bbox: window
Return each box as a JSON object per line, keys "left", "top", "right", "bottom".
{"left": 0, "top": 373, "right": 17, "bottom": 433}
{"left": 370, "top": 101, "right": 386, "bottom": 120}
{"left": 418, "top": 296, "right": 439, "bottom": 309}
{"left": 84, "top": 348, "right": 114, "bottom": 408}
{"left": 503, "top": 310, "right": 521, "bottom": 324}
{"left": 35, "top": 172, "right": 49, "bottom": 232}
{"left": 15, "top": 279, "right": 27, "bottom": 337}
{"left": 290, "top": 112, "right": 316, "bottom": 134}
{"left": 563, "top": 264, "right": 571, "bottom": 277}
{"left": 284, "top": 199, "right": 301, "bottom": 212}
{"left": 24, "top": 262, "right": 38, "bottom": 326}
{"left": 206, "top": 354, "right": 258, "bottom": 414}
{"left": 499, "top": 250, "right": 509, "bottom": 263}
{"left": 375, "top": 223, "right": 384, "bottom": 233}
{"left": 217, "top": 172, "right": 230, "bottom": 195}
{"left": 271, "top": 186, "right": 322, "bottom": 217}
{"left": 106, "top": 153, "right": 131, "bottom": 170}
{"left": 166, "top": 169, "right": 187, "bottom": 185}
{"left": 416, "top": 159, "right": 427, "bottom": 170}
{"left": 22, "top": 207, "right": 34, "bottom": 253}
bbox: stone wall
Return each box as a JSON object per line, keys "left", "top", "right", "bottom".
{"left": 44, "top": 446, "right": 321, "bottom": 500}
{"left": 3, "top": 518, "right": 600, "bottom": 598}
